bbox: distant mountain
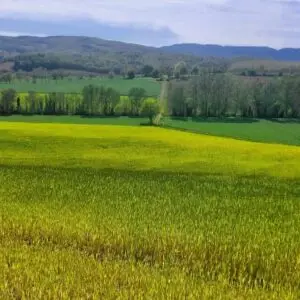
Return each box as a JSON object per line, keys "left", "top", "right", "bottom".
{"left": 2, "top": 36, "right": 300, "bottom": 61}
{"left": 160, "top": 44, "right": 300, "bottom": 61}
{"left": 2, "top": 36, "right": 300, "bottom": 76}
{"left": 0, "top": 35, "right": 154, "bottom": 54}
{"left": 0, "top": 36, "right": 228, "bottom": 74}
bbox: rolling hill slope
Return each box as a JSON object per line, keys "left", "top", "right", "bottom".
{"left": 1, "top": 36, "right": 300, "bottom": 75}
{"left": 161, "top": 44, "right": 300, "bottom": 61}
{"left": 0, "top": 36, "right": 228, "bottom": 74}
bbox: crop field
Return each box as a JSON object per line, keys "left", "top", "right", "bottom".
{"left": 0, "top": 77, "right": 161, "bottom": 96}
{"left": 1, "top": 115, "right": 299, "bottom": 146}
{"left": 0, "top": 122, "right": 300, "bottom": 298}
{"left": 165, "top": 118, "right": 300, "bottom": 146}
{"left": 0, "top": 115, "right": 149, "bottom": 126}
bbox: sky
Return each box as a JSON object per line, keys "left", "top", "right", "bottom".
{"left": 0, "top": 0, "right": 300, "bottom": 48}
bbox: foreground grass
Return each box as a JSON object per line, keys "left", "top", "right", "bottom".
{"left": 0, "top": 122, "right": 300, "bottom": 298}
{"left": 0, "top": 77, "right": 161, "bottom": 96}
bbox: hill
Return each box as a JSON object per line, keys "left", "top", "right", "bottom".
{"left": 0, "top": 36, "right": 228, "bottom": 74}
{"left": 161, "top": 44, "right": 300, "bottom": 61}
{"left": 0, "top": 35, "right": 153, "bottom": 55}
{"left": 2, "top": 36, "right": 300, "bottom": 75}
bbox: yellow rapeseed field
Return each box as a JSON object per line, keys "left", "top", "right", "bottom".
{"left": 0, "top": 121, "right": 300, "bottom": 299}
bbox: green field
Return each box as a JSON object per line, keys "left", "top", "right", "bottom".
{"left": 0, "top": 77, "right": 161, "bottom": 96}
{"left": 0, "top": 121, "right": 300, "bottom": 298}
{"left": 0, "top": 115, "right": 148, "bottom": 126}
{"left": 165, "top": 118, "right": 300, "bottom": 146}
{"left": 1, "top": 115, "right": 300, "bottom": 146}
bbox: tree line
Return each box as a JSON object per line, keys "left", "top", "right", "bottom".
{"left": 0, "top": 85, "right": 160, "bottom": 123}
{"left": 5, "top": 51, "right": 228, "bottom": 78}
{"left": 2, "top": 71, "right": 300, "bottom": 121}
{"left": 168, "top": 71, "right": 300, "bottom": 118}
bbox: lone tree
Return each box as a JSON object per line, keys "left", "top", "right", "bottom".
{"left": 127, "top": 70, "right": 135, "bottom": 80}
{"left": 141, "top": 65, "right": 154, "bottom": 77}
{"left": 141, "top": 98, "right": 160, "bottom": 125}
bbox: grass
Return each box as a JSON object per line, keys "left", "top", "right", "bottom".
{"left": 0, "top": 121, "right": 300, "bottom": 298}
{"left": 165, "top": 117, "right": 300, "bottom": 146}
{"left": 0, "top": 115, "right": 149, "bottom": 126}
{"left": 1, "top": 115, "right": 299, "bottom": 146}
{"left": 0, "top": 77, "right": 161, "bottom": 96}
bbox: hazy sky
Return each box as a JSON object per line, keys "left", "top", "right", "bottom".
{"left": 0, "top": 0, "right": 299, "bottom": 48}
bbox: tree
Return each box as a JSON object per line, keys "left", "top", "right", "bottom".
{"left": 108, "top": 71, "right": 114, "bottom": 79}
{"left": 152, "top": 69, "right": 160, "bottom": 79}
{"left": 0, "top": 89, "right": 16, "bottom": 115}
{"left": 16, "top": 97, "right": 21, "bottom": 114}
{"left": 281, "top": 77, "right": 300, "bottom": 118}
{"left": 128, "top": 87, "right": 146, "bottom": 115}
{"left": 82, "top": 84, "right": 100, "bottom": 116}
{"left": 103, "top": 87, "right": 120, "bottom": 115}
{"left": 141, "top": 65, "right": 154, "bottom": 77}
{"left": 115, "top": 96, "right": 131, "bottom": 116}
{"left": 168, "top": 82, "right": 187, "bottom": 116}
{"left": 44, "top": 93, "right": 56, "bottom": 115}
{"left": 113, "top": 67, "right": 122, "bottom": 75}
{"left": 191, "top": 66, "right": 199, "bottom": 75}
{"left": 247, "top": 70, "right": 257, "bottom": 77}
{"left": 127, "top": 70, "right": 135, "bottom": 80}
{"left": 1, "top": 73, "right": 12, "bottom": 83}
{"left": 180, "top": 66, "right": 188, "bottom": 76}
{"left": 174, "top": 61, "right": 186, "bottom": 75}
{"left": 141, "top": 99, "right": 160, "bottom": 124}
{"left": 25, "top": 91, "right": 37, "bottom": 114}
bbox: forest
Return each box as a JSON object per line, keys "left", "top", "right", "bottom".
{"left": 168, "top": 72, "right": 300, "bottom": 118}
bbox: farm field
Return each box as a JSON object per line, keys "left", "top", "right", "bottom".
{"left": 0, "top": 121, "right": 300, "bottom": 298}
{"left": 1, "top": 115, "right": 300, "bottom": 146}
{"left": 0, "top": 77, "right": 161, "bottom": 96}
{"left": 0, "top": 115, "right": 148, "bottom": 126}
{"left": 165, "top": 118, "right": 300, "bottom": 146}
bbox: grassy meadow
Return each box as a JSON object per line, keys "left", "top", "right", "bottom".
{"left": 0, "top": 77, "right": 161, "bottom": 96}
{"left": 165, "top": 118, "right": 300, "bottom": 146}
{"left": 0, "top": 121, "right": 300, "bottom": 298}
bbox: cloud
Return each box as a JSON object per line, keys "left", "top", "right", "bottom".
{"left": 0, "top": 18, "right": 179, "bottom": 46}
{"left": 1, "top": 0, "right": 300, "bottom": 48}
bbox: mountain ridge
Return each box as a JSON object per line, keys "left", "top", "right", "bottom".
{"left": 1, "top": 36, "right": 300, "bottom": 76}
{"left": 0, "top": 36, "right": 228, "bottom": 74}
{"left": 1, "top": 36, "right": 300, "bottom": 61}
{"left": 160, "top": 43, "right": 300, "bottom": 61}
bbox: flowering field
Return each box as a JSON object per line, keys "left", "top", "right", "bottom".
{"left": 0, "top": 122, "right": 300, "bottom": 298}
